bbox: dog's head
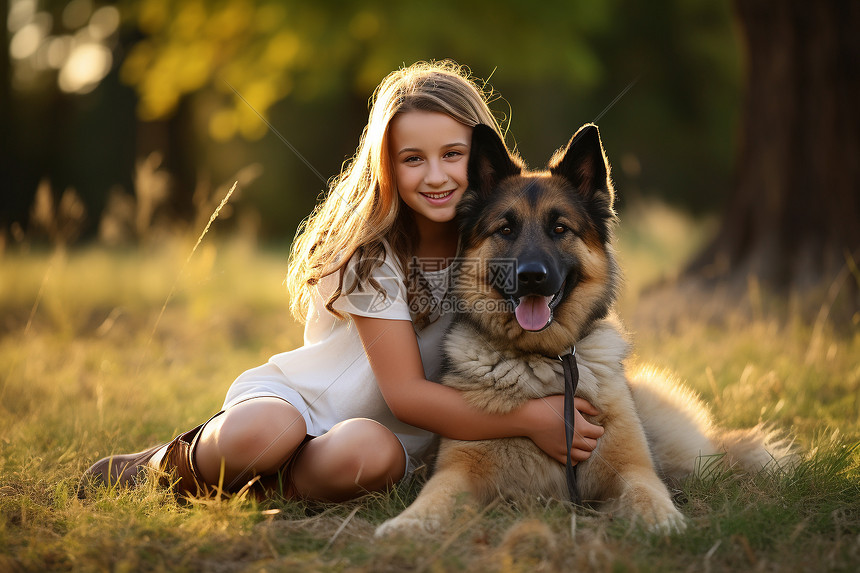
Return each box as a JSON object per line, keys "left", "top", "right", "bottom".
{"left": 453, "top": 123, "right": 619, "bottom": 353}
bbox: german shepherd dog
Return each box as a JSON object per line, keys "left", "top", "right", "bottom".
{"left": 376, "top": 123, "right": 794, "bottom": 536}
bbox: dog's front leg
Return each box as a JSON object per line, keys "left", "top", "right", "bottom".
{"left": 375, "top": 441, "right": 495, "bottom": 537}
{"left": 579, "top": 393, "right": 687, "bottom": 533}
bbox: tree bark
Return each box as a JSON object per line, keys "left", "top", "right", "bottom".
{"left": 687, "top": 0, "right": 860, "bottom": 301}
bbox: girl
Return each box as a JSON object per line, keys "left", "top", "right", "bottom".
{"left": 81, "top": 61, "right": 604, "bottom": 502}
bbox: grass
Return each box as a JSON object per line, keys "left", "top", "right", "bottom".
{"left": 1, "top": 201, "right": 858, "bottom": 572}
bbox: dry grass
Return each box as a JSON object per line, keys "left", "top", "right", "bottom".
{"left": 1, "top": 200, "right": 858, "bottom": 572}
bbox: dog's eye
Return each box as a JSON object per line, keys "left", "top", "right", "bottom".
{"left": 553, "top": 225, "right": 567, "bottom": 235}
{"left": 499, "top": 226, "right": 513, "bottom": 236}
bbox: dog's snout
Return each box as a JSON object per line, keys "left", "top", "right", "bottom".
{"left": 517, "top": 262, "right": 548, "bottom": 287}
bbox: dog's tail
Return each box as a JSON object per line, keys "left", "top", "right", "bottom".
{"left": 629, "top": 365, "right": 798, "bottom": 481}
{"left": 710, "top": 423, "right": 798, "bottom": 473}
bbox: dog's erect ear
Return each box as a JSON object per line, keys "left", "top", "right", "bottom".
{"left": 549, "top": 123, "right": 612, "bottom": 204}
{"left": 468, "top": 124, "right": 522, "bottom": 198}
{"left": 550, "top": 123, "right": 615, "bottom": 241}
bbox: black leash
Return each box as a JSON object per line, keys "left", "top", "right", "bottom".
{"left": 560, "top": 346, "right": 582, "bottom": 505}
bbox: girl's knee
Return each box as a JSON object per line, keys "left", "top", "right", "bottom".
{"left": 300, "top": 419, "right": 406, "bottom": 494}
{"left": 332, "top": 419, "right": 405, "bottom": 475}
{"left": 196, "top": 398, "right": 307, "bottom": 483}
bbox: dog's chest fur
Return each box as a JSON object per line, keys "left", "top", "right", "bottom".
{"left": 440, "top": 317, "right": 630, "bottom": 414}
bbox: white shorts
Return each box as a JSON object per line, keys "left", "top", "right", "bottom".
{"left": 222, "top": 362, "right": 420, "bottom": 478}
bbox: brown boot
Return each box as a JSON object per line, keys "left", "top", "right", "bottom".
{"left": 158, "top": 422, "right": 207, "bottom": 499}
{"left": 79, "top": 414, "right": 220, "bottom": 500}
{"left": 77, "top": 443, "right": 166, "bottom": 497}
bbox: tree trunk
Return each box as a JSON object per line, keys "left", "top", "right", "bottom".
{"left": 686, "top": 0, "right": 860, "bottom": 304}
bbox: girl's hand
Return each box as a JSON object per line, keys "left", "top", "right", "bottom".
{"left": 351, "top": 314, "right": 604, "bottom": 449}
{"left": 522, "top": 395, "right": 604, "bottom": 465}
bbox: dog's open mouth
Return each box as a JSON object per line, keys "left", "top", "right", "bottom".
{"left": 512, "top": 283, "right": 565, "bottom": 332}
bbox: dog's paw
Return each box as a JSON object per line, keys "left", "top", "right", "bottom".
{"left": 613, "top": 483, "right": 688, "bottom": 534}
{"left": 375, "top": 515, "right": 440, "bottom": 538}
{"left": 635, "top": 496, "right": 687, "bottom": 534}
{"left": 649, "top": 506, "right": 687, "bottom": 534}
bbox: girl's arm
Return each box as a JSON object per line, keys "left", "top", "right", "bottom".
{"left": 352, "top": 314, "right": 604, "bottom": 464}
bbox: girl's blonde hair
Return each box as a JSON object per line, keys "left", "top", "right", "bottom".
{"left": 286, "top": 60, "right": 505, "bottom": 323}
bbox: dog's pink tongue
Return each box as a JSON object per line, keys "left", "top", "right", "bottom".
{"left": 515, "top": 295, "right": 552, "bottom": 331}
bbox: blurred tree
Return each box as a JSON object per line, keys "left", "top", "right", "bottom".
{"left": 111, "top": 0, "right": 622, "bottom": 233}
{"left": 2, "top": 0, "right": 135, "bottom": 241}
{"left": 1, "top": 0, "right": 11, "bottom": 220}
{"left": 686, "top": 0, "right": 860, "bottom": 309}
{"left": 112, "top": 0, "right": 741, "bottom": 236}
{"left": 3, "top": 0, "right": 742, "bottom": 242}
{"left": 116, "top": 0, "right": 611, "bottom": 133}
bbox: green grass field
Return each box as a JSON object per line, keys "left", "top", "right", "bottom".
{"left": 1, "top": 203, "right": 858, "bottom": 572}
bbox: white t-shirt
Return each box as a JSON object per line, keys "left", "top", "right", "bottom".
{"left": 222, "top": 248, "right": 452, "bottom": 462}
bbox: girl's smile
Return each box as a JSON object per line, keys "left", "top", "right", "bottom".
{"left": 420, "top": 189, "right": 456, "bottom": 203}
{"left": 389, "top": 110, "right": 472, "bottom": 225}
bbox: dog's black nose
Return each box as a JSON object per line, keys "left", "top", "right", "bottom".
{"left": 517, "top": 262, "right": 548, "bottom": 287}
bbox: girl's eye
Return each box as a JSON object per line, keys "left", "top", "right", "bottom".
{"left": 404, "top": 156, "right": 422, "bottom": 163}
{"left": 444, "top": 150, "right": 463, "bottom": 159}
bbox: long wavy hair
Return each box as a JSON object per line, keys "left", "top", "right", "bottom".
{"left": 286, "top": 60, "right": 506, "bottom": 324}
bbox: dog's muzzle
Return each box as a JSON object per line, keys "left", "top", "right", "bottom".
{"left": 511, "top": 281, "right": 565, "bottom": 332}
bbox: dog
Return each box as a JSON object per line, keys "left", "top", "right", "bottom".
{"left": 376, "top": 123, "right": 794, "bottom": 536}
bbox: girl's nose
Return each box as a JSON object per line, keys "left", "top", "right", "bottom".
{"left": 424, "top": 161, "right": 449, "bottom": 187}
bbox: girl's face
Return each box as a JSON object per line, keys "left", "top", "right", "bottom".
{"left": 388, "top": 110, "right": 472, "bottom": 227}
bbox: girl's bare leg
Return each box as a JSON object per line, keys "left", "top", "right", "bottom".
{"left": 290, "top": 418, "right": 406, "bottom": 501}
{"left": 156, "top": 398, "right": 405, "bottom": 500}
{"left": 192, "top": 397, "right": 308, "bottom": 490}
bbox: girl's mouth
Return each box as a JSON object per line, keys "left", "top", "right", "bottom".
{"left": 420, "top": 190, "right": 455, "bottom": 204}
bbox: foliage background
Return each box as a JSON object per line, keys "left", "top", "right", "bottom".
{"left": 3, "top": 0, "right": 741, "bottom": 244}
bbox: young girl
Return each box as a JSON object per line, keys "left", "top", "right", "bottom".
{"left": 81, "top": 61, "right": 604, "bottom": 502}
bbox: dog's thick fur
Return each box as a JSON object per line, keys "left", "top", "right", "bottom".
{"left": 376, "top": 124, "right": 794, "bottom": 536}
